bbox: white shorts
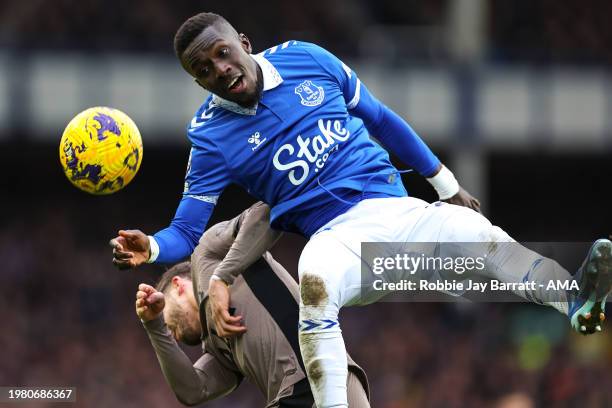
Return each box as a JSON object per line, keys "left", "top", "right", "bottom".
{"left": 298, "top": 196, "right": 511, "bottom": 312}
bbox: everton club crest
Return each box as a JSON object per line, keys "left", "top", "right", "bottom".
{"left": 294, "top": 80, "right": 325, "bottom": 107}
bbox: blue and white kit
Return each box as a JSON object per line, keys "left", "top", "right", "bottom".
{"left": 149, "top": 41, "right": 579, "bottom": 408}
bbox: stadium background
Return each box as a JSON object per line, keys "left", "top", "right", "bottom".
{"left": 1, "top": 1, "right": 611, "bottom": 407}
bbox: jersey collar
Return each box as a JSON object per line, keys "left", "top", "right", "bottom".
{"left": 211, "top": 53, "right": 283, "bottom": 116}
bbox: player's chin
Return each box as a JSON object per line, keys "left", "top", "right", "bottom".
{"left": 222, "top": 87, "right": 257, "bottom": 106}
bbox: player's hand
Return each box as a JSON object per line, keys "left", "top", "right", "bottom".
{"left": 208, "top": 278, "right": 247, "bottom": 337}
{"left": 443, "top": 186, "right": 481, "bottom": 213}
{"left": 135, "top": 283, "right": 165, "bottom": 322}
{"left": 110, "top": 229, "right": 150, "bottom": 270}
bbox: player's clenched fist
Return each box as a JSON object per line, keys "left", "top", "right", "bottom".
{"left": 135, "top": 283, "right": 165, "bottom": 322}
{"left": 110, "top": 229, "right": 151, "bottom": 269}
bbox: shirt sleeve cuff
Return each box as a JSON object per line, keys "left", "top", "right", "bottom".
{"left": 147, "top": 235, "right": 160, "bottom": 263}
{"left": 142, "top": 314, "right": 166, "bottom": 331}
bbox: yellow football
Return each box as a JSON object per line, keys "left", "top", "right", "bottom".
{"left": 59, "top": 107, "right": 143, "bottom": 194}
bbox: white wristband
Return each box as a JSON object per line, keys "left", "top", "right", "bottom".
{"left": 427, "top": 166, "right": 460, "bottom": 200}
{"left": 147, "top": 236, "right": 160, "bottom": 263}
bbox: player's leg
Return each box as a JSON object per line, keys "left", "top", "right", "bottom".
{"left": 403, "top": 201, "right": 572, "bottom": 311}
{"left": 298, "top": 231, "right": 364, "bottom": 408}
{"left": 296, "top": 198, "right": 427, "bottom": 407}
{"left": 320, "top": 197, "right": 605, "bottom": 324}
{"left": 403, "top": 201, "right": 612, "bottom": 333}
{"left": 346, "top": 371, "right": 370, "bottom": 408}
{"left": 314, "top": 197, "right": 569, "bottom": 310}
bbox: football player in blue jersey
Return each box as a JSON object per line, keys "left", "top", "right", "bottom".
{"left": 111, "top": 12, "right": 612, "bottom": 408}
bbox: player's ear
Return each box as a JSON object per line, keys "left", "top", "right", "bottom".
{"left": 239, "top": 33, "right": 252, "bottom": 54}
{"left": 172, "top": 276, "right": 183, "bottom": 293}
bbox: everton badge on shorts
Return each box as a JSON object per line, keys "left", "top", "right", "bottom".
{"left": 295, "top": 80, "right": 325, "bottom": 107}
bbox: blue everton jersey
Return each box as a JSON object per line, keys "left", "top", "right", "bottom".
{"left": 153, "top": 41, "right": 440, "bottom": 263}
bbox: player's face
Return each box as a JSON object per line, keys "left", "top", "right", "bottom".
{"left": 163, "top": 290, "right": 202, "bottom": 346}
{"left": 182, "top": 24, "right": 262, "bottom": 107}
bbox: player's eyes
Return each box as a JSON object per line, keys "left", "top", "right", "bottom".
{"left": 200, "top": 66, "right": 210, "bottom": 77}
{"left": 219, "top": 48, "right": 230, "bottom": 57}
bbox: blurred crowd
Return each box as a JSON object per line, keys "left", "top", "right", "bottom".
{"left": 1, "top": 205, "right": 611, "bottom": 408}
{"left": 1, "top": 0, "right": 611, "bottom": 64}
{"left": 489, "top": 0, "right": 612, "bottom": 64}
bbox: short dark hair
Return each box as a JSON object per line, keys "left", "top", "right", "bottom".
{"left": 173, "top": 12, "right": 232, "bottom": 59}
{"left": 156, "top": 261, "right": 191, "bottom": 293}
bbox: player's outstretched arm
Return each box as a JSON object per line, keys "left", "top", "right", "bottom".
{"left": 110, "top": 197, "right": 215, "bottom": 270}
{"left": 351, "top": 89, "right": 482, "bottom": 211}
{"left": 110, "top": 229, "right": 151, "bottom": 269}
{"left": 137, "top": 283, "right": 240, "bottom": 404}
